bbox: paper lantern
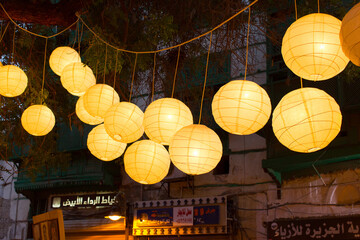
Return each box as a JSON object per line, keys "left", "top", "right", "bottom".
{"left": 0, "top": 65, "right": 28, "bottom": 97}
{"left": 169, "top": 124, "right": 222, "bottom": 175}
{"left": 83, "top": 84, "right": 120, "bottom": 118}
{"left": 49, "top": 46, "right": 81, "bottom": 76}
{"left": 75, "top": 95, "right": 103, "bottom": 125}
{"left": 282, "top": 13, "right": 349, "bottom": 81}
{"left": 60, "top": 62, "right": 96, "bottom": 96}
{"left": 272, "top": 87, "right": 342, "bottom": 153}
{"left": 21, "top": 105, "right": 55, "bottom": 136}
{"left": 340, "top": 2, "right": 360, "bottom": 66}
{"left": 87, "top": 124, "right": 127, "bottom": 161}
{"left": 124, "top": 140, "right": 170, "bottom": 184}
{"left": 212, "top": 80, "right": 271, "bottom": 135}
{"left": 104, "top": 102, "right": 144, "bottom": 143}
{"left": 144, "top": 98, "right": 193, "bottom": 145}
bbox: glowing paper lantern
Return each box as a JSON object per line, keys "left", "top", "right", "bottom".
{"left": 60, "top": 62, "right": 96, "bottom": 96}
{"left": 144, "top": 98, "right": 193, "bottom": 145}
{"left": 83, "top": 84, "right": 120, "bottom": 118}
{"left": 272, "top": 88, "right": 342, "bottom": 153}
{"left": 75, "top": 95, "right": 103, "bottom": 125}
{"left": 49, "top": 46, "right": 81, "bottom": 76}
{"left": 104, "top": 102, "right": 144, "bottom": 143}
{"left": 169, "top": 124, "right": 222, "bottom": 175}
{"left": 282, "top": 13, "right": 349, "bottom": 81}
{"left": 340, "top": 2, "right": 360, "bottom": 66}
{"left": 0, "top": 65, "right": 28, "bottom": 97}
{"left": 124, "top": 140, "right": 170, "bottom": 184}
{"left": 21, "top": 105, "right": 55, "bottom": 136}
{"left": 87, "top": 124, "right": 127, "bottom": 161}
{"left": 212, "top": 80, "right": 271, "bottom": 135}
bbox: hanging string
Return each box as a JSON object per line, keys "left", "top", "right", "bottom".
{"left": 12, "top": 26, "right": 15, "bottom": 64}
{"left": 129, "top": 53, "right": 138, "bottom": 102}
{"left": 103, "top": 45, "right": 108, "bottom": 83}
{"left": 317, "top": 0, "right": 320, "bottom": 13}
{"left": 294, "top": 0, "right": 298, "bottom": 20}
{"left": 41, "top": 38, "right": 48, "bottom": 104}
{"left": 300, "top": 77, "right": 303, "bottom": 88}
{"left": 151, "top": 52, "right": 157, "bottom": 102}
{"left": 72, "top": 21, "right": 79, "bottom": 48}
{"left": 78, "top": 22, "right": 84, "bottom": 55}
{"left": 0, "top": 22, "right": 10, "bottom": 44}
{"left": 113, "top": 50, "right": 119, "bottom": 88}
{"left": 244, "top": 7, "right": 251, "bottom": 80}
{"left": 198, "top": 32, "right": 213, "bottom": 124}
{"left": 171, "top": 46, "right": 181, "bottom": 98}
{"left": 95, "top": 60, "right": 99, "bottom": 80}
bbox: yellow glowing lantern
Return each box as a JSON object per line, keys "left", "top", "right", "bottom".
{"left": 49, "top": 46, "right": 81, "bottom": 76}
{"left": 0, "top": 65, "right": 28, "bottom": 97}
{"left": 272, "top": 87, "right": 342, "bottom": 153}
{"left": 60, "top": 62, "right": 96, "bottom": 96}
{"left": 124, "top": 140, "right": 170, "bottom": 184}
{"left": 87, "top": 124, "right": 127, "bottom": 161}
{"left": 104, "top": 102, "right": 144, "bottom": 143}
{"left": 83, "top": 84, "right": 120, "bottom": 118}
{"left": 282, "top": 13, "right": 349, "bottom": 81}
{"left": 144, "top": 98, "right": 193, "bottom": 145}
{"left": 212, "top": 80, "right": 271, "bottom": 135}
{"left": 75, "top": 95, "right": 103, "bottom": 125}
{"left": 340, "top": 2, "right": 360, "bottom": 66}
{"left": 21, "top": 105, "right": 55, "bottom": 136}
{"left": 169, "top": 124, "right": 222, "bottom": 175}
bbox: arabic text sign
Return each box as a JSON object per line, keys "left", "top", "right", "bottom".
{"left": 268, "top": 216, "right": 360, "bottom": 240}
{"left": 173, "top": 206, "right": 193, "bottom": 226}
{"left": 194, "top": 205, "right": 220, "bottom": 225}
{"left": 52, "top": 193, "right": 117, "bottom": 208}
{"left": 136, "top": 208, "right": 173, "bottom": 227}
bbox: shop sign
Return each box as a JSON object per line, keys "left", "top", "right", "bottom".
{"left": 268, "top": 216, "right": 360, "bottom": 240}
{"left": 51, "top": 193, "right": 117, "bottom": 208}
{"left": 173, "top": 207, "right": 193, "bottom": 226}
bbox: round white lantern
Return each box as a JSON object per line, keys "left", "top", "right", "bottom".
{"left": 21, "top": 105, "right": 55, "bottom": 136}
{"left": 87, "top": 124, "right": 127, "bottom": 161}
{"left": 144, "top": 98, "right": 193, "bottom": 145}
{"left": 104, "top": 102, "right": 144, "bottom": 143}
{"left": 0, "top": 65, "right": 28, "bottom": 97}
{"left": 340, "top": 2, "right": 360, "bottom": 66}
{"left": 49, "top": 46, "right": 81, "bottom": 76}
{"left": 169, "top": 124, "right": 222, "bottom": 175}
{"left": 60, "top": 62, "right": 96, "bottom": 96}
{"left": 272, "top": 87, "right": 342, "bottom": 153}
{"left": 83, "top": 84, "right": 120, "bottom": 118}
{"left": 212, "top": 80, "right": 271, "bottom": 135}
{"left": 124, "top": 140, "right": 170, "bottom": 184}
{"left": 75, "top": 95, "right": 104, "bottom": 125}
{"left": 282, "top": 13, "right": 349, "bottom": 81}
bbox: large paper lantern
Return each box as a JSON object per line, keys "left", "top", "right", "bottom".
{"left": 104, "top": 102, "right": 144, "bottom": 143}
{"left": 60, "top": 62, "right": 96, "bottom": 96}
{"left": 0, "top": 65, "right": 28, "bottom": 97}
{"left": 124, "top": 140, "right": 170, "bottom": 184}
{"left": 212, "top": 80, "right": 271, "bottom": 135}
{"left": 272, "top": 88, "right": 342, "bottom": 153}
{"left": 75, "top": 95, "right": 103, "bottom": 125}
{"left": 144, "top": 98, "right": 193, "bottom": 145}
{"left": 282, "top": 13, "right": 349, "bottom": 81}
{"left": 87, "top": 124, "right": 127, "bottom": 161}
{"left": 169, "top": 124, "right": 222, "bottom": 175}
{"left": 340, "top": 2, "right": 360, "bottom": 66}
{"left": 83, "top": 84, "right": 120, "bottom": 118}
{"left": 49, "top": 46, "right": 81, "bottom": 76}
{"left": 21, "top": 105, "right": 55, "bottom": 136}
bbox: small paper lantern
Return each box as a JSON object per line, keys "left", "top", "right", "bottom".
{"left": 144, "top": 98, "right": 193, "bottom": 145}
{"left": 75, "top": 95, "right": 103, "bottom": 125}
{"left": 104, "top": 102, "right": 144, "bottom": 143}
{"left": 83, "top": 84, "right": 120, "bottom": 118}
{"left": 169, "top": 124, "right": 222, "bottom": 175}
{"left": 21, "top": 105, "right": 55, "bottom": 136}
{"left": 0, "top": 65, "right": 28, "bottom": 97}
{"left": 340, "top": 2, "right": 360, "bottom": 66}
{"left": 49, "top": 46, "right": 81, "bottom": 76}
{"left": 124, "top": 140, "right": 170, "bottom": 184}
{"left": 87, "top": 124, "right": 127, "bottom": 161}
{"left": 282, "top": 13, "right": 349, "bottom": 81}
{"left": 212, "top": 80, "right": 271, "bottom": 135}
{"left": 272, "top": 87, "right": 342, "bottom": 153}
{"left": 60, "top": 62, "right": 96, "bottom": 96}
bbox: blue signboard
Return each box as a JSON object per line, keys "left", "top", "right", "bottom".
{"left": 136, "top": 208, "right": 173, "bottom": 227}
{"left": 194, "top": 205, "right": 220, "bottom": 225}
